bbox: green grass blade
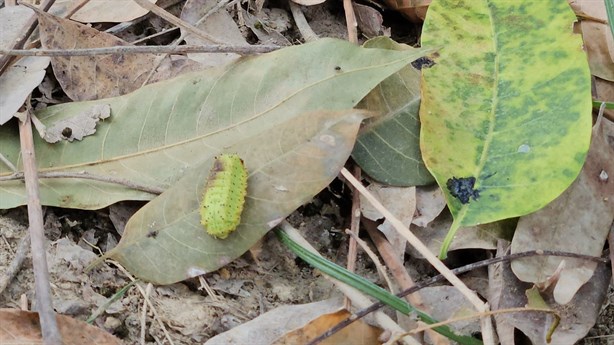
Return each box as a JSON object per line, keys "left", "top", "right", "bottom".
{"left": 275, "top": 227, "right": 483, "bottom": 345}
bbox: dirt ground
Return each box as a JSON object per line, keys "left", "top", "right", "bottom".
{"left": 1, "top": 1, "right": 612, "bottom": 344}
{"left": 1, "top": 184, "right": 613, "bottom": 344}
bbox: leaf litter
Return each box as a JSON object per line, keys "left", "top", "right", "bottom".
{"left": 0, "top": 0, "right": 612, "bottom": 344}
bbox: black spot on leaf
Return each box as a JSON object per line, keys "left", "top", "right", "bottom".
{"left": 411, "top": 57, "right": 436, "bottom": 70}
{"left": 446, "top": 176, "right": 479, "bottom": 204}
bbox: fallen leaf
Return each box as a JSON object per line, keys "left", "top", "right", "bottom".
{"left": 0, "top": 308, "right": 122, "bottom": 345}
{"left": 42, "top": 104, "right": 110, "bottom": 143}
{"left": 408, "top": 211, "right": 514, "bottom": 258}
{"left": 360, "top": 182, "right": 416, "bottom": 260}
{"left": 100, "top": 109, "right": 367, "bottom": 283}
{"left": 510, "top": 118, "right": 614, "bottom": 304}
{"left": 0, "top": 5, "right": 34, "bottom": 52}
{"left": 353, "top": 3, "right": 386, "bottom": 38}
{"left": 490, "top": 245, "right": 611, "bottom": 344}
{"left": 420, "top": 0, "right": 592, "bottom": 246}
{"left": 383, "top": 0, "right": 430, "bottom": 22}
{"left": 204, "top": 299, "right": 343, "bottom": 344}
{"left": 290, "top": 0, "right": 326, "bottom": 6}
{"left": 37, "top": 10, "right": 199, "bottom": 101}
{"left": 569, "top": 0, "right": 614, "bottom": 81}
{"left": 0, "top": 38, "right": 431, "bottom": 210}
{"left": 352, "top": 37, "right": 434, "bottom": 186}
{"left": 412, "top": 184, "right": 446, "bottom": 227}
{"left": 273, "top": 309, "right": 382, "bottom": 345}
{"left": 0, "top": 56, "right": 50, "bottom": 125}
{"left": 419, "top": 286, "right": 480, "bottom": 338}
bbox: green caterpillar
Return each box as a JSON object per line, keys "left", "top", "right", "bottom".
{"left": 200, "top": 154, "right": 248, "bottom": 239}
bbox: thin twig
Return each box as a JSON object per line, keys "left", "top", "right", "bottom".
{"left": 342, "top": 0, "right": 358, "bottom": 43}
{"left": 307, "top": 250, "right": 608, "bottom": 344}
{"left": 0, "top": 44, "right": 280, "bottom": 57}
{"left": 340, "top": 168, "right": 487, "bottom": 311}
{"left": 140, "top": 283, "right": 152, "bottom": 345}
{"left": 131, "top": 0, "right": 222, "bottom": 43}
{"left": 1, "top": 171, "right": 165, "bottom": 195}
{"left": 107, "top": 260, "right": 175, "bottom": 345}
{"left": 344, "top": 166, "right": 361, "bottom": 309}
{"left": 0, "top": 0, "right": 55, "bottom": 74}
{"left": 19, "top": 111, "right": 63, "bottom": 345}
{"left": 0, "top": 232, "right": 30, "bottom": 294}
{"left": 0, "top": 153, "right": 18, "bottom": 172}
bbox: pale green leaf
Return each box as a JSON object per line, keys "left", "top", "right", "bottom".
{"left": 0, "top": 39, "right": 431, "bottom": 209}
{"left": 352, "top": 37, "right": 434, "bottom": 186}
{"left": 100, "top": 110, "right": 366, "bottom": 284}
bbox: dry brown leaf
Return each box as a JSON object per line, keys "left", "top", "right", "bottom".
{"left": 412, "top": 184, "right": 446, "bottom": 227}
{"left": 408, "top": 211, "right": 514, "bottom": 258}
{"left": 490, "top": 245, "right": 611, "bottom": 345}
{"left": 272, "top": 309, "right": 382, "bottom": 345}
{"left": 360, "top": 183, "right": 416, "bottom": 259}
{"left": 510, "top": 118, "right": 614, "bottom": 304}
{"left": 204, "top": 299, "right": 348, "bottom": 344}
{"left": 353, "top": 3, "right": 387, "bottom": 38}
{"left": 37, "top": 10, "right": 200, "bottom": 101}
{"left": 569, "top": 0, "right": 614, "bottom": 81}
{"left": 0, "top": 308, "right": 122, "bottom": 345}
{"left": 383, "top": 0, "right": 430, "bottom": 23}
{"left": 67, "top": 0, "right": 158, "bottom": 23}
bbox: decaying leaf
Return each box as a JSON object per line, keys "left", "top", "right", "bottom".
{"left": 37, "top": 10, "right": 200, "bottom": 101}
{"left": 42, "top": 104, "right": 110, "bottom": 143}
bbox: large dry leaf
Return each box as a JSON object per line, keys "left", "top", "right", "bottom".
{"left": 0, "top": 39, "right": 431, "bottom": 210}
{"left": 100, "top": 109, "right": 366, "bottom": 283}
{"left": 420, "top": 0, "right": 592, "bottom": 255}
{"left": 37, "top": 10, "right": 199, "bottom": 101}
{"left": 510, "top": 118, "right": 614, "bottom": 304}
